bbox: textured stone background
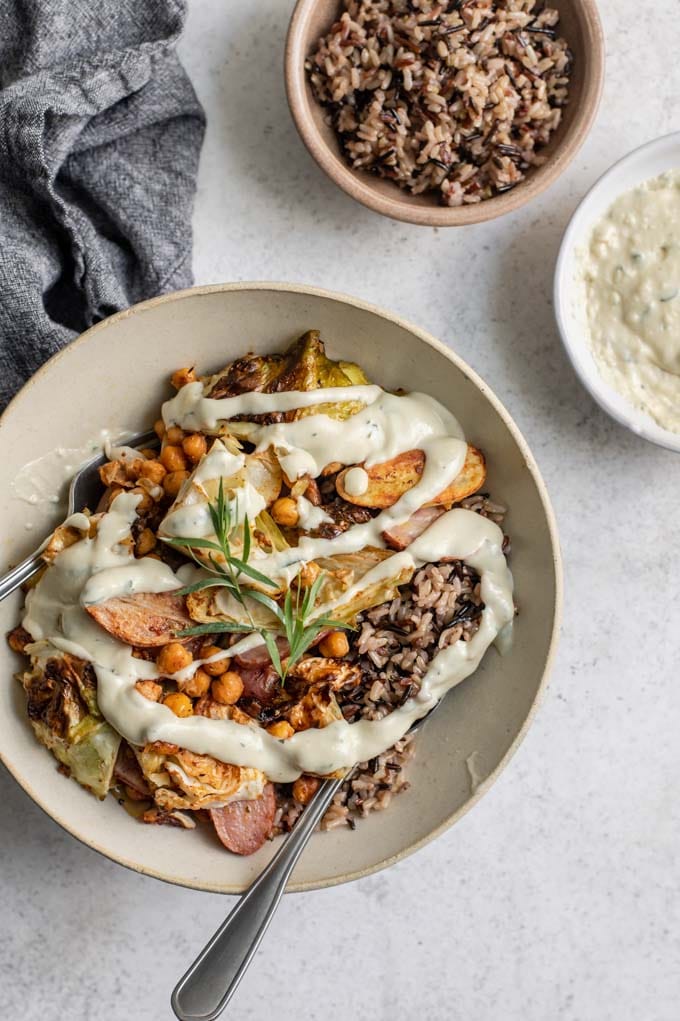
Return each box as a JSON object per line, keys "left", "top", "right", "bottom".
{"left": 2, "top": 2, "right": 679, "bottom": 1018}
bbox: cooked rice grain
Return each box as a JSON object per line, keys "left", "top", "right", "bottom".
{"left": 306, "top": 0, "right": 572, "bottom": 205}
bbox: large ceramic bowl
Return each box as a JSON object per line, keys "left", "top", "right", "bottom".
{"left": 0, "top": 283, "right": 561, "bottom": 893}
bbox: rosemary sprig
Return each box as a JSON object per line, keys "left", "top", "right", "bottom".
{"left": 164, "top": 481, "right": 350, "bottom": 683}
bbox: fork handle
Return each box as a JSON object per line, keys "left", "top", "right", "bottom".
{"left": 171, "top": 774, "right": 346, "bottom": 1021}
{"left": 0, "top": 550, "right": 44, "bottom": 602}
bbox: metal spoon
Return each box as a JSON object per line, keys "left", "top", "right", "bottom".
{"left": 0, "top": 430, "right": 156, "bottom": 603}
{"left": 171, "top": 711, "right": 434, "bottom": 1021}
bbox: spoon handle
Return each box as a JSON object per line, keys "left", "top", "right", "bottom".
{"left": 0, "top": 551, "right": 44, "bottom": 603}
{"left": 171, "top": 774, "right": 346, "bottom": 1021}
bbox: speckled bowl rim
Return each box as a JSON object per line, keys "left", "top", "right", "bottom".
{"left": 285, "top": 0, "right": 605, "bottom": 227}
{"left": 0, "top": 281, "right": 563, "bottom": 894}
{"left": 554, "top": 130, "right": 680, "bottom": 454}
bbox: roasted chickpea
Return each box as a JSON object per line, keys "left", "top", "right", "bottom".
{"left": 130, "top": 487, "right": 153, "bottom": 514}
{"left": 134, "top": 679, "right": 163, "bottom": 702}
{"left": 180, "top": 667, "right": 212, "bottom": 699}
{"left": 163, "top": 691, "right": 193, "bottom": 718}
{"left": 126, "top": 458, "right": 146, "bottom": 481}
{"left": 153, "top": 418, "right": 166, "bottom": 439}
{"left": 139, "top": 447, "right": 158, "bottom": 460}
{"left": 292, "top": 775, "right": 320, "bottom": 805}
{"left": 7, "top": 627, "right": 30, "bottom": 654}
{"left": 182, "top": 433, "right": 207, "bottom": 463}
{"left": 211, "top": 672, "right": 244, "bottom": 705}
{"left": 160, "top": 444, "right": 188, "bottom": 473}
{"left": 267, "top": 720, "right": 295, "bottom": 740}
{"left": 319, "top": 630, "right": 349, "bottom": 658}
{"left": 105, "top": 485, "right": 125, "bottom": 509}
{"left": 163, "top": 470, "right": 190, "bottom": 497}
{"left": 135, "top": 528, "right": 157, "bottom": 557}
{"left": 171, "top": 367, "right": 197, "bottom": 390}
{"left": 99, "top": 461, "right": 124, "bottom": 487}
{"left": 298, "top": 561, "right": 321, "bottom": 588}
{"left": 157, "top": 642, "right": 193, "bottom": 675}
{"left": 166, "top": 425, "right": 185, "bottom": 445}
{"left": 271, "top": 497, "right": 299, "bottom": 527}
{"left": 200, "top": 644, "right": 230, "bottom": 676}
{"left": 139, "top": 459, "right": 166, "bottom": 485}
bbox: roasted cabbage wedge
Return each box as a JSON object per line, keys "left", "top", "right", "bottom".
{"left": 159, "top": 441, "right": 289, "bottom": 590}
{"left": 203, "top": 331, "right": 370, "bottom": 428}
{"left": 20, "top": 654, "right": 120, "bottom": 798}
{"left": 185, "top": 547, "right": 414, "bottom": 631}
{"left": 132, "top": 743, "right": 266, "bottom": 812}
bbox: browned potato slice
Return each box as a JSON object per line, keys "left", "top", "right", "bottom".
{"left": 335, "top": 446, "right": 486, "bottom": 510}
{"left": 432, "top": 445, "right": 486, "bottom": 509}
{"left": 336, "top": 449, "right": 423, "bottom": 509}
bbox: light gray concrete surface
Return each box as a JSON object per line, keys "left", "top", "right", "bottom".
{"left": 2, "top": 2, "right": 679, "bottom": 1018}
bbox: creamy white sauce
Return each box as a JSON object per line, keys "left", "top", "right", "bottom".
{"left": 579, "top": 169, "right": 680, "bottom": 432}
{"left": 22, "top": 386, "right": 514, "bottom": 782}
{"left": 296, "top": 494, "right": 333, "bottom": 530}
{"left": 11, "top": 428, "right": 135, "bottom": 523}
{"left": 160, "top": 441, "right": 266, "bottom": 539}
{"left": 160, "top": 389, "right": 468, "bottom": 581}
{"left": 343, "top": 466, "right": 369, "bottom": 496}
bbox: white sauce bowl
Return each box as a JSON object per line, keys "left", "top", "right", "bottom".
{"left": 554, "top": 131, "right": 680, "bottom": 453}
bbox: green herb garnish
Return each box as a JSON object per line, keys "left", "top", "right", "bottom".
{"left": 165, "top": 480, "right": 350, "bottom": 683}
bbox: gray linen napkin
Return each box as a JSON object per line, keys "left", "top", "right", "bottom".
{"left": 0, "top": 0, "right": 205, "bottom": 410}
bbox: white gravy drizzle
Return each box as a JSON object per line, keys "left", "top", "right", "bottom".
{"left": 343, "top": 466, "right": 369, "bottom": 496}
{"left": 22, "top": 385, "right": 514, "bottom": 782}
{"left": 295, "top": 495, "right": 333, "bottom": 530}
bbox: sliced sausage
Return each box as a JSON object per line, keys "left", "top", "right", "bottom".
{"left": 381, "top": 506, "right": 445, "bottom": 551}
{"left": 238, "top": 664, "right": 280, "bottom": 704}
{"left": 233, "top": 637, "right": 290, "bottom": 669}
{"left": 86, "top": 591, "right": 193, "bottom": 647}
{"left": 210, "top": 783, "right": 277, "bottom": 856}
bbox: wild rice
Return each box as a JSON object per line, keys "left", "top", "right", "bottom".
{"left": 274, "top": 493, "right": 508, "bottom": 832}
{"left": 306, "top": 0, "right": 572, "bottom": 205}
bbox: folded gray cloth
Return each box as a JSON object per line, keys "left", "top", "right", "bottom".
{"left": 0, "top": 0, "right": 205, "bottom": 410}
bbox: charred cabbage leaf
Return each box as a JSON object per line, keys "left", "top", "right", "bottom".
{"left": 21, "top": 655, "right": 120, "bottom": 798}
{"left": 186, "top": 547, "right": 414, "bottom": 632}
{"left": 203, "top": 330, "right": 369, "bottom": 424}
{"left": 159, "top": 441, "right": 288, "bottom": 589}
{"left": 133, "top": 745, "right": 266, "bottom": 812}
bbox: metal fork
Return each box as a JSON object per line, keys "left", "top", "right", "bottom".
{"left": 0, "top": 430, "right": 156, "bottom": 602}
{"left": 171, "top": 710, "right": 434, "bottom": 1021}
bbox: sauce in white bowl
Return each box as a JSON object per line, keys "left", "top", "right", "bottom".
{"left": 554, "top": 131, "right": 680, "bottom": 452}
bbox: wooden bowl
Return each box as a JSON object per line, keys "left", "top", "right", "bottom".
{"left": 0, "top": 283, "right": 561, "bottom": 892}
{"left": 285, "top": 0, "right": 605, "bottom": 226}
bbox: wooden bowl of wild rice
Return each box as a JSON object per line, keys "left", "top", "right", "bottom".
{"left": 285, "top": 0, "right": 604, "bottom": 226}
